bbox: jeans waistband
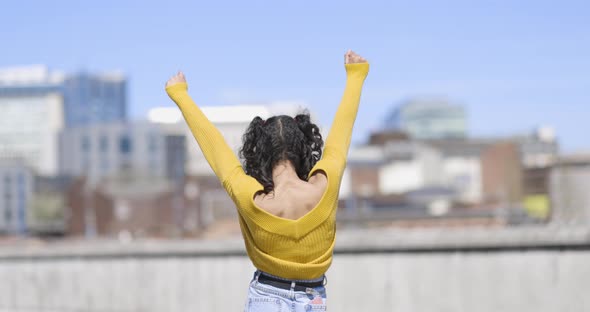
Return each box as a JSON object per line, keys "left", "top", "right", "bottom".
{"left": 255, "top": 270, "right": 326, "bottom": 284}
{"left": 250, "top": 271, "right": 327, "bottom": 300}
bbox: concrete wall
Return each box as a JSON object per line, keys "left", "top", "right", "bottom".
{"left": 2, "top": 227, "right": 590, "bottom": 311}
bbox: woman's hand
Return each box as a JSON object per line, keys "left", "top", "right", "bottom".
{"left": 166, "top": 71, "right": 186, "bottom": 88}
{"left": 344, "top": 50, "right": 367, "bottom": 64}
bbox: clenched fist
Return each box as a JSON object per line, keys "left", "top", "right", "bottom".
{"left": 345, "top": 50, "right": 367, "bottom": 64}
{"left": 166, "top": 71, "right": 186, "bottom": 88}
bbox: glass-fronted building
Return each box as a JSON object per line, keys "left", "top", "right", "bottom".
{"left": 0, "top": 65, "right": 127, "bottom": 175}
{"left": 386, "top": 98, "right": 467, "bottom": 139}
{"left": 62, "top": 72, "right": 126, "bottom": 127}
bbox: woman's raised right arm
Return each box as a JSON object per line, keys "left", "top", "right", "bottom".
{"left": 322, "top": 51, "right": 370, "bottom": 167}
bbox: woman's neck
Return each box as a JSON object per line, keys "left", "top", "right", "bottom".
{"left": 272, "top": 160, "right": 300, "bottom": 187}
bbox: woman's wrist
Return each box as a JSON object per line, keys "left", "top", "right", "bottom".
{"left": 165, "top": 82, "right": 188, "bottom": 95}
{"left": 345, "top": 63, "right": 370, "bottom": 79}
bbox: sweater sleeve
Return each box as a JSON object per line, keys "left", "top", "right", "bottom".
{"left": 165, "top": 83, "right": 246, "bottom": 188}
{"left": 322, "top": 63, "right": 369, "bottom": 167}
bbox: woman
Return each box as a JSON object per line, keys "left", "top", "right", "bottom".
{"left": 166, "top": 50, "right": 369, "bottom": 311}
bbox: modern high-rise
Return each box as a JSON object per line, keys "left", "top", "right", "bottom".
{"left": 385, "top": 98, "right": 467, "bottom": 139}
{"left": 62, "top": 72, "right": 126, "bottom": 127}
{"left": 0, "top": 65, "right": 65, "bottom": 175}
{"left": 0, "top": 65, "right": 127, "bottom": 175}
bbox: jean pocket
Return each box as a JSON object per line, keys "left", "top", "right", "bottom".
{"left": 248, "top": 297, "right": 282, "bottom": 312}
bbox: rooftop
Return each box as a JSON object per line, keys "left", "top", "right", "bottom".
{"left": 148, "top": 103, "right": 308, "bottom": 124}
{"left": 0, "top": 65, "right": 65, "bottom": 86}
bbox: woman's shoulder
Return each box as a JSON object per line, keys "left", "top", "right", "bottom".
{"left": 307, "top": 171, "right": 328, "bottom": 188}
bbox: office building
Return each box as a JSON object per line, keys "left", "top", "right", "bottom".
{"left": 385, "top": 98, "right": 467, "bottom": 139}
{"left": 0, "top": 65, "right": 127, "bottom": 175}
{"left": 62, "top": 72, "right": 126, "bottom": 127}
{"left": 0, "top": 161, "right": 33, "bottom": 234}
{"left": 0, "top": 65, "right": 64, "bottom": 175}
{"left": 59, "top": 121, "right": 178, "bottom": 181}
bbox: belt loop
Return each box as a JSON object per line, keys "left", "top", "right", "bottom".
{"left": 255, "top": 271, "right": 261, "bottom": 285}
{"left": 290, "top": 281, "right": 296, "bottom": 299}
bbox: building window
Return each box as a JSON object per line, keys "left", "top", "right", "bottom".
{"left": 120, "top": 135, "right": 132, "bottom": 154}
{"left": 3, "top": 191, "right": 11, "bottom": 220}
{"left": 4, "top": 175, "right": 11, "bottom": 200}
{"left": 100, "top": 135, "right": 109, "bottom": 153}
{"left": 17, "top": 182, "right": 26, "bottom": 226}
{"left": 4, "top": 207, "right": 12, "bottom": 222}
{"left": 4, "top": 189, "right": 12, "bottom": 201}
{"left": 148, "top": 134, "right": 158, "bottom": 152}
{"left": 174, "top": 163, "right": 184, "bottom": 179}
{"left": 81, "top": 135, "right": 91, "bottom": 153}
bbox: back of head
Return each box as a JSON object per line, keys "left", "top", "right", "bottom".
{"left": 240, "top": 113, "right": 323, "bottom": 193}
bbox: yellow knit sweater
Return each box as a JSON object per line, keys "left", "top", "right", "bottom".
{"left": 166, "top": 63, "right": 369, "bottom": 279}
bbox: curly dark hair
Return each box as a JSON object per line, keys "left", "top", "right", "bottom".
{"left": 239, "top": 113, "right": 324, "bottom": 194}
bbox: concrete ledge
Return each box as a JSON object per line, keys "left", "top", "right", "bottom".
{"left": 1, "top": 225, "right": 590, "bottom": 260}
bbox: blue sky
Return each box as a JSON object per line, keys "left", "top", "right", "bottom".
{"left": 2, "top": 0, "right": 588, "bottom": 152}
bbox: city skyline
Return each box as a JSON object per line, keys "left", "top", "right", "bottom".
{"left": 1, "top": 0, "right": 588, "bottom": 152}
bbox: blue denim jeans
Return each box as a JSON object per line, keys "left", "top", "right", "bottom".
{"left": 244, "top": 271, "right": 328, "bottom": 312}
